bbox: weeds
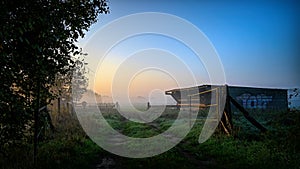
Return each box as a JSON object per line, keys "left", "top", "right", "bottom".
{"left": 1, "top": 108, "right": 299, "bottom": 169}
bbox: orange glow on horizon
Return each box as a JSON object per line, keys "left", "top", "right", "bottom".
{"left": 92, "top": 61, "right": 179, "bottom": 99}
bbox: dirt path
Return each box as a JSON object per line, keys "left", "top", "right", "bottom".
{"left": 91, "top": 118, "right": 215, "bottom": 169}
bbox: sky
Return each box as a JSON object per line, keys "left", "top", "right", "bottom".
{"left": 78, "top": 0, "right": 300, "bottom": 104}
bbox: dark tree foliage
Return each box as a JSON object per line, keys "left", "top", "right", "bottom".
{"left": 289, "top": 88, "right": 299, "bottom": 99}
{"left": 0, "top": 0, "right": 109, "bottom": 153}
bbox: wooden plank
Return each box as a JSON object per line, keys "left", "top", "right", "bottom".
{"left": 229, "top": 95, "right": 267, "bottom": 133}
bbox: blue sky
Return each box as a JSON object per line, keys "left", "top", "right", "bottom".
{"left": 79, "top": 0, "right": 300, "bottom": 98}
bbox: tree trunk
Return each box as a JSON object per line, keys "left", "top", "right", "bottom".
{"left": 58, "top": 97, "right": 61, "bottom": 115}
{"left": 34, "top": 79, "right": 40, "bottom": 165}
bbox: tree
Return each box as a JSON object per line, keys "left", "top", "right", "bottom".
{"left": 0, "top": 0, "right": 109, "bottom": 157}
{"left": 289, "top": 88, "right": 300, "bottom": 109}
{"left": 72, "top": 58, "right": 89, "bottom": 103}
{"left": 289, "top": 88, "right": 299, "bottom": 99}
{"left": 50, "top": 55, "right": 89, "bottom": 115}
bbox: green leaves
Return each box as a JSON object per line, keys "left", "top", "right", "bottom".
{"left": 0, "top": 0, "right": 109, "bottom": 148}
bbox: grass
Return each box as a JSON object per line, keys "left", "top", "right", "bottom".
{"left": 0, "top": 110, "right": 103, "bottom": 169}
{"left": 1, "top": 108, "right": 299, "bottom": 169}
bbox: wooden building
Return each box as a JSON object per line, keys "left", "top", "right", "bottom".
{"left": 165, "top": 85, "right": 288, "bottom": 111}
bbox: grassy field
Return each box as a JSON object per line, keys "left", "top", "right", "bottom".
{"left": 0, "top": 108, "right": 299, "bottom": 169}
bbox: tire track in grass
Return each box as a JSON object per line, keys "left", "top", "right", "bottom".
{"left": 92, "top": 109, "right": 214, "bottom": 169}
{"left": 146, "top": 118, "right": 213, "bottom": 169}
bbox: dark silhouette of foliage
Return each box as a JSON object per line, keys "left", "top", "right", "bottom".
{"left": 289, "top": 88, "right": 299, "bottom": 99}
{"left": 0, "top": 0, "right": 109, "bottom": 154}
